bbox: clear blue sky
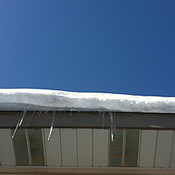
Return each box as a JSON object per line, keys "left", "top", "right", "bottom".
{"left": 0, "top": 0, "right": 175, "bottom": 96}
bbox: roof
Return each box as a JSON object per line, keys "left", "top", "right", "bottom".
{"left": 0, "top": 89, "right": 175, "bottom": 113}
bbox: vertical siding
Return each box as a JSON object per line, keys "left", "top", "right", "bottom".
{"left": 44, "top": 128, "right": 62, "bottom": 166}
{"left": 139, "top": 130, "right": 157, "bottom": 167}
{"left": 170, "top": 131, "right": 175, "bottom": 168}
{"left": 77, "top": 129, "right": 92, "bottom": 167}
{"left": 93, "top": 129, "right": 109, "bottom": 167}
{"left": 61, "top": 129, "right": 77, "bottom": 166}
{"left": 0, "top": 129, "right": 16, "bottom": 165}
{"left": 155, "top": 130, "right": 174, "bottom": 168}
{"left": 1, "top": 127, "right": 175, "bottom": 168}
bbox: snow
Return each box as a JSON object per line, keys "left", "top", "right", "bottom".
{"left": 0, "top": 89, "right": 175, "bottom": 113}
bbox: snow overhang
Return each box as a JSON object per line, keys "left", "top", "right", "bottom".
{"left": 0, "top": 89, "right": 175, "bottom": 130}
{"left": 0, "top": 89, "right": 175, "bottom": 113}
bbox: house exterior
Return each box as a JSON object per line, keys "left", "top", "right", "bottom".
{"left": 0, "top": 89, "right": 175, "bottom": 174}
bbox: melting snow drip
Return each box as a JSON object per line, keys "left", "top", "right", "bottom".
{"left": 110, "top": 112, "right": 115, "bottom": 142}
{"left": 48, "top": 111, "right": 56, "bottom": 140}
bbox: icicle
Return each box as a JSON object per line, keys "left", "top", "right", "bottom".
{"left": 29, "top": 110, "right": 36, "bottom": 127}
{"left": 32, "top": 110, "right": 36, "bottom": 116}
{"left": 111, "top": 132, "right": 114, "bottom": 142}
{"left": 63, "top": 111, "right": 65, "bottom": 118}
{"left": 102, "top": 112, "right": 105, "bottom": 129}
{"left": 19, "top": 108, "right": 27, "bottom": 126}
{"left": 12, "top": 109, "right": 27, "bottom": 138}
{"left": 98, "top": 110, "right": 102, "bottom": 127}
{"left": 48, "top": 111, "right": 56, "bottom": 141}
{"left": 113, "top": 113, "right": 117, "bottom": 133}
{"left": 44, "top": 110, "right": 47, "bottom": 115}
{"left": 44, "top": 111, "right": 48, "bottom": 119}
{"left": 70, "top": 109, "right": 73, "bottom": 117}
{"left": 110, "top": 112, "right": 115, "bottom": 142}
{"left": 12, "top": 120, "right": 20, "bottom": 139}
{"left": 38, "top": 111, "right": 42, "bottom": 116}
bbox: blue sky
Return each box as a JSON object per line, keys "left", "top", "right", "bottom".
{"left": 0, "top": 0, "right": 175, "bottom": 96}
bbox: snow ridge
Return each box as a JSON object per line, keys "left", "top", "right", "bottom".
{"left": 0, "top": 89, "right": 175, "bottom": 113}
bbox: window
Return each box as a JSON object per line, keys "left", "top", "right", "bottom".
{"left": 13, "top": 129, "right": 45, "bottom": 166}
{"left": 109, "top": 129, "right": 140, "bottom": 167}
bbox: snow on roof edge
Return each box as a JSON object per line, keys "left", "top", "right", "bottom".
{"left": 0, "top": 89, "right": 175, "bottom": 113}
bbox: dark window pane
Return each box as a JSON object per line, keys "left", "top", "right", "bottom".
{"left": 13, "top": 129, "right": 29, "bottom": 166}
{"left": 109, "top": 129, "right": 123, "bottom": 167}
{"left": 125, "top": 129, "right": 139, "bottom": 167}
{"left": 28, "top": 129, "right": 45, "bottom": 166}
